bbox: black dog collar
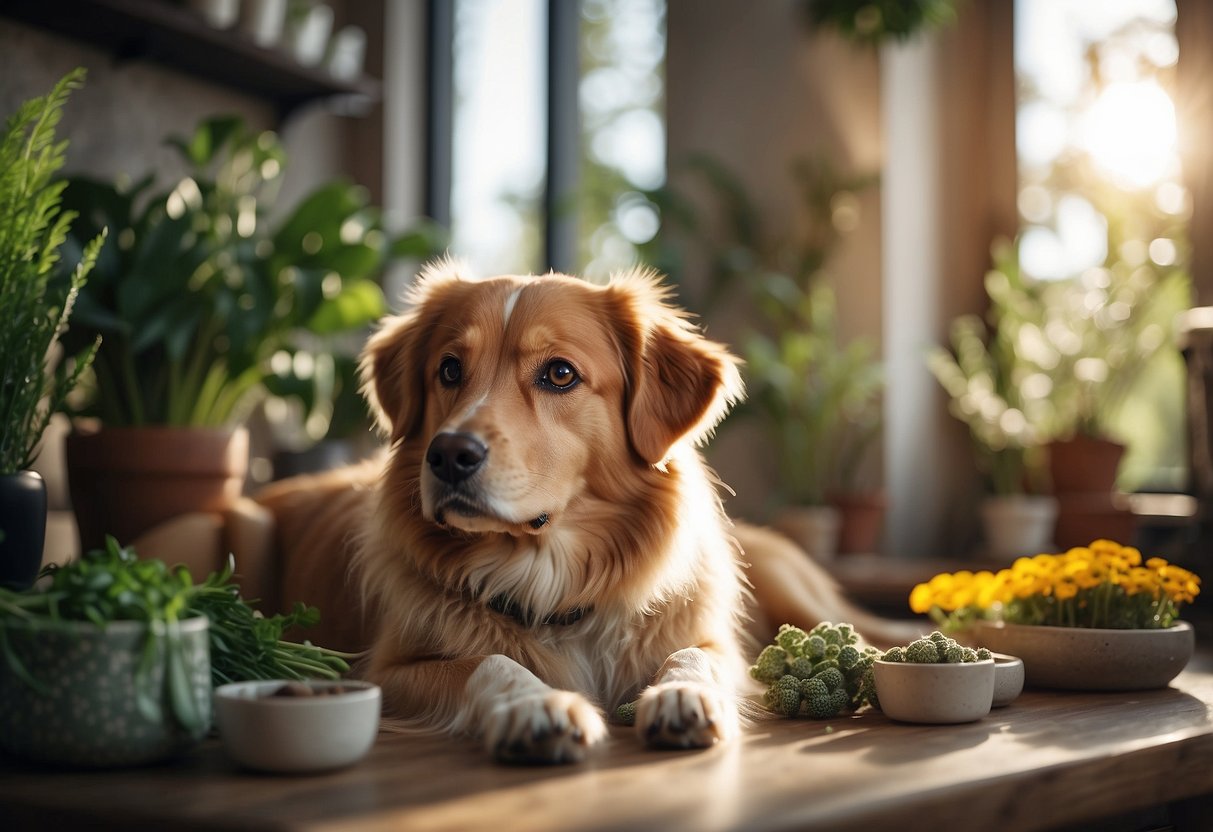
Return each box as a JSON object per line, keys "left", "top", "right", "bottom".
{"left": 487, "top": 593, "right": 590, "bottom": 627}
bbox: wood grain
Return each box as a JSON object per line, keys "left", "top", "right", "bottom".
{"left": 4, "top": 670, "right": 1213, "bottom": 831}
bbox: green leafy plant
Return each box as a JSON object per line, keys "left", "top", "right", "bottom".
{"left": 643, "top": 155, "right": 883, "bottom": 507}
{"left": 749, "top": 622, "right": 881, "bottom": 718}
{"left": 0, "top": 538, "right": 356, "bottom": 734}
{"left": 926, "top": 242, "right": 1051, "bottom": 496}
{"left": 54, "top": 115, "right": 430, "bottom": 431}
{"left": 880, "top": 631, "right": 992, "bottom": 664}
{"left": 804, "top": 0, "right": 961, "bottom": 46}
{"left": 0, "top": 68, "right": 102, "bottom": 474}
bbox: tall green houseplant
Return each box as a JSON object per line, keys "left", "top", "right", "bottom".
{"left": 0, "top": 68, "right": 102, "bottom": 588}
{"left": 0, "top": 69, "right": 101, "bottom": 473}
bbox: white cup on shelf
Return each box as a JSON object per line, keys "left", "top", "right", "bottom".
{"left": 190, "top": 0, "right": 241, "bottom": 29}
{"left": 238, "top": 0, "right": 288, "bottom": 48}
{"left": 326, "top": 25, "right": 366, "bottom": 81}
{"left": 287, "top": 2, "right": 334, "bottom": 67}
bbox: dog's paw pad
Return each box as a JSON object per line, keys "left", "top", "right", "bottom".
{"left": 486, "top": 690, "right": 607, "bottom": 765}
{"left": 636, "top": 682, "right": 738, "bottom": 749}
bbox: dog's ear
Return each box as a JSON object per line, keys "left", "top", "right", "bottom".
{"left": 360, "top": 259, "right": 466, "bottom": 443}
{"left": 609, "top": 269, "right": 744, "bottom": 466}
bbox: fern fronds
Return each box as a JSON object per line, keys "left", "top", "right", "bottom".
{"left": 0, "top": 68, "right": 101, "bottom": 473}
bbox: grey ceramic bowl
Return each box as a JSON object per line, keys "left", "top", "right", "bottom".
{"left": 991, "top": 652, "right": 1025, "bottom": 707}
{"left": 0, "top": 616, "right": 212, "bottom": 767}
{"left": 976, "top": 621, "right": 1194, "bottom": 691}
{"left": 874, "top": 659, "right": 995, "bottom": 724}
{"left": 215, "top": 679, "right": 381, "bottom": 773}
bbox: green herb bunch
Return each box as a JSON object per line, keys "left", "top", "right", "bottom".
{"left": 750, "top": 622, "right": 880, "bottom": 718}
{"left": 0, "top": 539, "right": 358, "bottom": 733}
{"left": 880, "top": 631, "right": 993, "bottom": 664}
{"left": 189, "top": 556, "right": 356, "bottom": 684}
{"left": 0, "top": 68, "right": 102, "bottom": 474}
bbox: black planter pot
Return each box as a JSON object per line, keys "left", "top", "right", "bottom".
{"left": 0, "top": 470, "right": 48, "bottom": 590}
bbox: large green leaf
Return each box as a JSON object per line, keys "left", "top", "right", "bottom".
{"left": 308, "top": 279, "right": 386, "bottom": 334}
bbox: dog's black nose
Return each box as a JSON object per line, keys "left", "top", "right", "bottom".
{"left": 426, "top": 432, "right": 488, "bottom": 484}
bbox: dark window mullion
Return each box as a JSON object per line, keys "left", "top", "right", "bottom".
{"left": 426, "top": 0, "right": 454, "bottom": 228}
{"left": 545, "top": 0, "right": 580, "bottom": 273}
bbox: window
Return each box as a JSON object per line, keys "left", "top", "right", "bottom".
{"left": 1014, "top": 0, "right": 1188, "bottom": 490}
{"left": 433, "top": 0, "right": 666, "bottom": 279}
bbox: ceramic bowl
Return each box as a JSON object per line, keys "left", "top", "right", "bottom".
{"left": 991, "top": 653, "right": 1024, "bottom": 707}
{"left": 975, "top": 621, "right": 1194, "bottom": 691}
{"left": 874, "top": 659, "right": 995, "bottom": 724}
{"left": 0, "top": 617, "right": 212, "bottom": 767}
{"left": 214, "top": 679, "right": 381, "bottom": 773}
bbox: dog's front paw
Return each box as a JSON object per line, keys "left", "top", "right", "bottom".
{"left": 636, "top": 682, "right": 738, "bottom": 749}
{"left": 484, "top": 690, "right": 607, "bottom": 765}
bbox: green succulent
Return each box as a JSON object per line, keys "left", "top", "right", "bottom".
{"left": 751, "top": 621, "right": 880, "bottom": 719}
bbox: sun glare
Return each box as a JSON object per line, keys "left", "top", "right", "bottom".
{"left": 1080, "top": 81, "right": 1178, "bottom": 189}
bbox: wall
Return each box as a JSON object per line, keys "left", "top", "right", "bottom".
{"left": 665, "top": 0, "right": 884, "bottom": 526}
{"left": 666, "top": 0, "right": 1017, "bottom": 556}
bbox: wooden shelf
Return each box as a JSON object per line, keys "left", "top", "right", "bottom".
{"left": 2, "top": 0, "right": 381, "bottom": 120}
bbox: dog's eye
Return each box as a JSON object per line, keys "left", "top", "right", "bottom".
{"left": 540, "top": 359, "right": 579, "bottom": 391}
{"left": 438, "top": 356, "right": 462, "bottom": 388}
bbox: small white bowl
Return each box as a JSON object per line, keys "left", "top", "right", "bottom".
{"left": 214, "top": 680, "right": 381, "bottom": 773}
{"left": 874, "top": 659, "right": 995, "bottom": 724}
{"left": 991, "top": 653, "right": 1025, "bottom": 708}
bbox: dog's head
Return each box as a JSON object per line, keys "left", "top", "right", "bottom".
{"left": 361, "top": 260, "right": 743, "bottom": 538}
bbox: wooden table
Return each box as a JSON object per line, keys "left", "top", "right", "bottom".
{"left": 6, "top": 663, "right": 1213, "bottom": 832}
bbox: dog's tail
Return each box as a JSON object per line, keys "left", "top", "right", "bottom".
{"left": 736, "top": 522, "right": 924, "bottom": 650}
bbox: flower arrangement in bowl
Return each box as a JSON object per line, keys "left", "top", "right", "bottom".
{"left": 908, "top": 539, "right": 1200, "bottom": 690}
{"left": 873, "top": 632, "right": 997, "bottom": 724}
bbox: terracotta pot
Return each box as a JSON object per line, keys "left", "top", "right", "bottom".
{"left": 1047, "top": 435, "right": 1125, "bottom": 494}
{"left": 1052, "top": 492, "right": 1137, "bottom": 551}
{"left": 829, "top": 491, "right": 886, "bottom": 554}
{"left": 65, "top": 425, "right": 248, "bottom": 553}
{"left": 0, "top": 471, "right": 48, "bottom": 590}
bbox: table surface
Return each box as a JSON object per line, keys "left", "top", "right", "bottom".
{"left": 5, "top": 663, "right": 1213, "bottom": 832}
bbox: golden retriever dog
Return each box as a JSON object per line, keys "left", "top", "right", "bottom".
{"left": 256, "top": 260, "right": 908, "bottom": 764}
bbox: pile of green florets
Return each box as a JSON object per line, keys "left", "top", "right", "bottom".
{"left": 880, "top": 631, "right": 993, "bottom": 664}
{"left": 750, "top": 622, "right": 881, "bottom": 718}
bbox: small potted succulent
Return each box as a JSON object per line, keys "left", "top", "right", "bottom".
{"left": 908, "top": 538, "right": 1200, "bottom": 690}
{"left": 873, "top": 631, "right": 997, "bottom": 724}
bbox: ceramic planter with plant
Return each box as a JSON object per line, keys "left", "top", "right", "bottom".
{"left": 873, "top": 632, "right": 997, "bottom": 724}
{"left": 52, "top": 115, "right": 413, "bottom": 552}
{"left": 0, "top": 68, "right": 102, "bottom": 589}
{"left": 909, "top": 538, "right": 1200, "bottom": 690}
{"left": 928, "top": 242, "right": 1058, "bottom": 560}
{"left": 0, "top": 536, "right": 357, "bottom": 766}
{"left": 0, "top": 538, "right": 211, "bottom": 766}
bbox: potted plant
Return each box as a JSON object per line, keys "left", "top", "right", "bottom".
{"left": 908, "top": 538, "right": 1200, "bottom": 690}
{"left": 928, "top": 241, "right": 1057, "bottom": 560}
{"left": 0, "top": 69, "right": 102, "bottom": 589}
{"left": 53, "top": 115, "right": 401, "bottom": 552}
{"left": 872, "top": 631, "right": 997, "bottom": 724}
{"left": 644, "top": 155, "right": 884, "bottom": 558}
{"left": 0, "top": 535, "right": 355, "bottom": 766}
